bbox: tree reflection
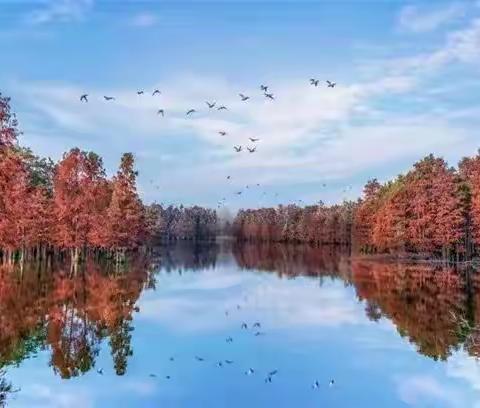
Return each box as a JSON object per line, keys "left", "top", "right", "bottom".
{"left": 234, "top": 243, "right": 477, "bottom": 361}
{"left": 0, "top": 256, "right": 151, "bottom": 380}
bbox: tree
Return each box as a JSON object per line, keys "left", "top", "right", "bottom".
{"left": 106, "top": 153, "right": 145, "bottom": 257}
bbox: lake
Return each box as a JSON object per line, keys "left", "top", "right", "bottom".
{"left": 1, "top": 242, "right": 480, "bottom": 407}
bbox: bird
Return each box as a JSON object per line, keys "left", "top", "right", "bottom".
{"left": 152, "top": 89, "right": 161, "bottom": 96}
{"left": 253, "top": 322, "right": 261, "bottom": 328}
{"left": 260, "top": 84, "right": 268, "bottom": 92}
{"left": 137, "top": 90, "right": 144, "bottom": 95}
{"left": 329, "top": 379, "right": 335, "bottom": 387}
{"left": 264, "top": 93, "right": 275, "bottom": 100}
{"left": 245, "top": 368, "right": 255, "bottom": 376}
{"left": 236, "top": 191, "right": 242, "bottom": 195}
{"left": 217, "top": 105, "right": 228, "bottom": 110}
{"left": 226, "top": 336, "right": 233, "bottom": 343}
{"left": 227, "top": 176, "right": 231, "bottom": 180}
{"left": 165, "top": 375, "right": 171, "bottom": 380}
{"left": 234, "top": 146, "right": 242, "bottom": 152}
{"left": 186, "top": 109, "right": 196, "bottom": 115}
{"left": 249, "top": 138, "right": 260, "bottom": 142}
{"left": 247, "top": 147, "right": 256, "bottom": 153}
{"left": 216, "top": 361, "right": 223, "bottom": 367}
{"left": 195, "top": 356, "right": 205, "bottom": 361}
{"left": 254, "top": 331, "right": 265, "bottom": 336}
{"left": 239, "top": 93, "right": 250, "bottom": 101}
{"left": 241, "top": 322, "right": 248, "bottom": 329}
{"left": 225, "top": 310, "right": 229, "bottom": 316}
{"left": 97, "top": 368, "right": 104, "bottom": 375}
{"left": 104, "top": 96, "right": 115, "bottom": 101}
{"left": 169, "top": 357, "right": 175, "bottom": 362}
{"left": 80, "top": 94, "right": 88, "bottom": 103}
{"left": 218, "top": 131, "right": 227, "bottom": 136}
{"left": 326, "top": 80, "right": 336, "bottom": 88}
{"left": 269, "top": 370, "right": 278, "bottom": 377}
{"left": 206, "top": 101, "right": 216, "bottom": 108}
{"left": 265, "top": 376, "right": 272, "bottom": 383}
{"left": 312, "top": 380, "right": 320, "bottom": 389}
{"left": 157, "top": 109, "right": 165, "bottom": 117}
{"left": 310, "top": 78, "right": 319, "bottom": 87}
{"left": 225, "top": 360, "right": 234, "bottom": 364}
{"left": 149, "top": 373, "right": 157, "bottom": 378}
{"left": 236, "top": 304, "right": 241, "bottom": 310}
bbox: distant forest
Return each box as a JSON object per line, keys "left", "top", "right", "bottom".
{"left": 0, "top": 94, "right": 217, "bottom": 264}
{"left": 233, "top": 154, "right": 480, "bottom": 261}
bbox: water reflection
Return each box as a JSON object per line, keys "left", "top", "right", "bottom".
{"left": 1, "top": 243, "right": 480, "bottom": 407}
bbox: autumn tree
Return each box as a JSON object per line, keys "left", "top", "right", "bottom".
{"left": 106, "top": 153, "right": 145, "bottom": 258}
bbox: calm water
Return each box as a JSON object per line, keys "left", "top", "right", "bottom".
{"left": 2, "top": 243, "right": 480, "bottom": 407}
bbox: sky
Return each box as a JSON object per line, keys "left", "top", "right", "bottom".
{"left": 0, "top": 0, "right": 479, "bottom": 210}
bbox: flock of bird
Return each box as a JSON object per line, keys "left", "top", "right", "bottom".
{"left": 79, "top": 78, "right": 337, "bottom": 208}
{"left": 95, "top": 298, "right": 336, "bottom": 392}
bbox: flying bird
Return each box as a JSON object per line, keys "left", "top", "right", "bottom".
{"left": 226, "top": 336, "right": 233, "bottom": 343}
{"left": 239, "top": 93, "right": 250, "bottom": 101}
{"left": 218, "top": 131, "right": 227, "bottom": 136}
{"left": 326, "top": 80, "right": 336, "bottom": 88}
{"left": 269, "top": 370, "right": 278, "bottom": 377}
{"left": 186, "top": 109, "right": 196, "bottom": 115}
{"left": 241, "top": 322, "right": 248, "bottom": 329}
{"left": 249, "top": 138, "right": 260, "bottom": 142}
{"left": 195, "top": 356, "right": 205, "bottom": 362}
{"left": 152, "top": 89, "right": 161, "bottom": 96}
{"left": 236, "top": 191, "right": 242, "bottom": 195}
{"left": 206, "top": 101, "right": 216, "bottom": 108}
{"left": 157, "top": 109, "right": 165, "bottom": 117}
{"left": 312, "top": 380, "right": 320, "bottom": 389}
{"left": 227, "top": 176, "right": 231, "bottom": 180}
{"left": 264, "top": 93, "right": 275, "bottom": 100}
{"left": 104, "top": 96, "right": 115, "bottom": 101}
{"left": 329, "top": 379, "right": 335, "bottom": 387}
{"left": 254, "top": 331, "right": 265, "bottom": 336}
{"left": 310, "top": 78, "right": 319, "bottom": 87}
{"left": 265, "top": 376, "right": 273, "bottom": 383}
{"left": 253, "top": 322, "right": 261, "bottom": 328}
{"left": 80, "top": 94, "right": 88, "bottom": 103}
{"left": 97, "top": 368, "right": 104, "bottom": 375}
{"left": 217, "top": 105, "right": 228, "bottom": 110}
{"left": 137, "top": 90, "right": 144, "bottom": 95}
{"left": 225, "top": 360, "right": 234, "bottom": 364}
{"left": 245, "top": 368, "right": 255, "bottom": 376}
{"left": 165, "top": 375, "right": 171, "bottom": 380}
{"left": 216, "top": 361, "right": 223, "bottom": 368}
{"left": 234, "top": 146, "right": 242, "bottom": 152}
{"left": 247, "top": 147, "right": 256, "bottom": 153}
{"left": 149, "top": 374, "right": 157, "bottom": 378}
{"left": 260, "top": 84, "right": 268, "bottom": 92}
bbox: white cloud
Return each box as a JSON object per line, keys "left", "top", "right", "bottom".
{"left": 130, "top": 13, "right": 158, "bottom": 28}
{"left": 398, "top": 3, "right": 467, "bottom": 33}
{"left": 397, "top": 375, "right": 466, "bottom": 407}
{"left": 27, "top": 0, "right": 94, "bottom": 25}
{"left": 17, "top": 384, "right": 93, "bottom": 408}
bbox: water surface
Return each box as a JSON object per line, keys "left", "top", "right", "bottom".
{"left": 2, "top": 243, "right": 480, "bottom": 407}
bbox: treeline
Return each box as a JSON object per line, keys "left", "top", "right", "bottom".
{"left": 1, "top": 93, "right": 146, "bottom": 264}
{"left": 234, "top": 153, "right": 480, "bottom": 260}
{"left": 146, "top": 203, "right": 218, "bottom": 243}
{"left": 233, "top": 203, "right": 356, "bottom": 245}
{"left": 353, "top": 154, "right": 480, "bottom": 260}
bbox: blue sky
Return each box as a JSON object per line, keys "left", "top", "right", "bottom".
{"left": 1, "top": 0, "right": 480, "bottom": 210}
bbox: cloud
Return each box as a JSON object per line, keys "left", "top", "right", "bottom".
{"left": 18, "top": 384, "right": 93, "bottom": 408}
{"left": 398, "top": 3, "right": 467, "bottom": 33}
{"left": 129, "top": 13, "right": 158, "bottom": 28}
{"left": 397, "top": 375, "right": 465, "bottom": 407}
{"left": 26, "top": 0, "right": 94, "bottom": 25}
{"left": 138, "top": 268, "right": 365, "bottom": 333}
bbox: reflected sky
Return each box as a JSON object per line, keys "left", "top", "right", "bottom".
{"left": 2, "top": 243, "right": 480, "bottom": 407}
